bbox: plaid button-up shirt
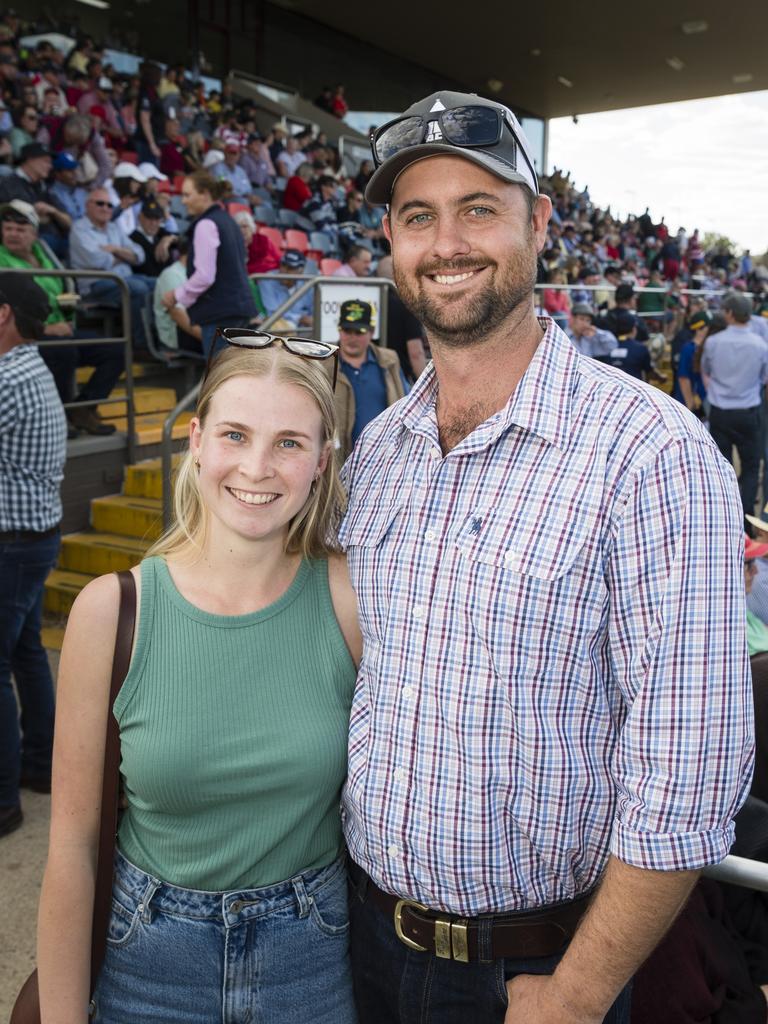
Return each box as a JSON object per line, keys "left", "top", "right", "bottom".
{"left": 340, "top": 319, "right": 753, "bottom": 916}
{"left": 0, "top": 344, "right": 66, "bottom": 533}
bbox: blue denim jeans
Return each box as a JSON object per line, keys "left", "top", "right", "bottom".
{"left": 90, "top": 850, "right": 358, "bottom": 1023}
{"left": 348, "top": 864, "right": 632, "bottom": 1024}
{"left": 86, "top": 275, "right": 155, "bottom": 350}
{"left": 0, "top": 530, "right": 60, "bottom": 808}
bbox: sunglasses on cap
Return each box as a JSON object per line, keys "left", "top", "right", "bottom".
{"left": 370, "top": 104, "right": 537, "bottom": 188}
{"left": 208, "top": 327, "right": 339, "bottom": 388}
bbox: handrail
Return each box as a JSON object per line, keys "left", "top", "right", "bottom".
{"left": 159, "top": 274, "right": 396, "bottom": 529}
{"left": 1, "top": 267, "right": 135, "bottom": 462}
{"left": 703, "top": 855, "right": 768, "bottom": 892}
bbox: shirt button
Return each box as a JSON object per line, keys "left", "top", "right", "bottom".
{"left": 504, "top": 550, "right": 519, "bottom": 567}
{"left": 425, "top": 530, "right": 436, "bottom": 542}
{"left": 394, "top": 767, "right": 406, "bottom": 781}
{"left": 430, "top": 448, "right": 440, "bottom": 460}
{"left": 412, "top": 606, "right": 425, "bottom": 619}
{"left": 402, "top": 686, "right": 415, "bottom": 700}
{"left": 388, "top": 844, "right": 400, "bottom": 857}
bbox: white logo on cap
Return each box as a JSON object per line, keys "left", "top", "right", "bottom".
{"left": 425, "top": 120, "right": 443, "bottom": 142}
{"left": 429, "top": 98, "right": 446, "bottom": 112}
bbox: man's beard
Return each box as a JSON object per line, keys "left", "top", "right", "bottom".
{"left": 393, "top": 233, "right": 538, "bottom": 348}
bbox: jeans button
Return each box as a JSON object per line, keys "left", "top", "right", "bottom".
{"left": 231, "top": 899, "right": 243, "bottom": 913}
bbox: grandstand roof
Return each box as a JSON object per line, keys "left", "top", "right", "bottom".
{"left": 271, "top": 1, "right": 768, "bottom": 118}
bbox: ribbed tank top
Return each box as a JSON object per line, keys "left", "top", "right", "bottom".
{"left": 115, "top": 556, "right": 356, "bottom": 890}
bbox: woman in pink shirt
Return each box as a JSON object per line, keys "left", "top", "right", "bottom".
{"left": 542, "top": 269, "right": 572, "bottom": 330}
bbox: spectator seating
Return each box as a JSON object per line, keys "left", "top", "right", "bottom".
{"left": 310, "top": 232, "right": 333, "bottom": 255}
{"left": 320, "top": 258, "right": 342, "bottom": 275}
{"left": 253, "top": 206, "right": 277, "bottom": 226}
{"left": 284, "top": 229, "right": 309, "bottom": 253}
{"left": 278, "top": 209, "right": 300, "bottom": 228}
{"left": 259, "top": 226, "right": 285, "bottom": 252}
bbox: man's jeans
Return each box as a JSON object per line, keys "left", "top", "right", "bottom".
{"left": 0, "top": 531, "right": 60, "bottom": 808}
{"left": 86, "top": 276, "right": 155, "bottom": 350}
{"left": 709, "top": 404, "right": 762, "bottom": 516}
{"left": 348, "top": 866, "right": 631, "bottom": 1024}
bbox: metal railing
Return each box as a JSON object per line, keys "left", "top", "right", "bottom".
{"left": 704, "top": 855, "right": 768, "bottom": 892}
{"left": 3, "top": 267, "right": 136, "bottom": 463}
{"left": 159, "top": 274, "right": 396, "bottom": 529}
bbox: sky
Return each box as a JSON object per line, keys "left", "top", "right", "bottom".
{"left": 547, "top": 90, "right": 768, "bottom": 255}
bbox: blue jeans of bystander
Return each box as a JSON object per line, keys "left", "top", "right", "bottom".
{"left": 0, "top": 530, "right": 60, "bottom": 808}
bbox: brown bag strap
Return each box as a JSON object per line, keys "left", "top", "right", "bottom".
{"left": 89, "top": 569, "right": 136, "bottom": 988}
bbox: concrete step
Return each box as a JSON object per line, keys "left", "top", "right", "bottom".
{"left": 124, "top": 454, "right": 182, "bottom": 500}
{"left": 90, "top": 494, "right": 164, "bottom": 541}
{"left": 98, "top": 386, "right": 177, "bottom": 420}
{"left": 44, "top": 569, "right": 94, "bottom": 615}
{"left": 59, "top": 532, "right": 149, "bottom": 575}
{"left": 108, "top": 411, "right": 192, "bottom": 447}
{"left": 41, "top": 625, "right": 65, "bottom": 651}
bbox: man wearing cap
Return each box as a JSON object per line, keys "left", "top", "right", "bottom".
{"left": 0, "top": 272, "right": 66, "bottom": 839}
{"left": 215, "top": 141, "right": 260, "bottom": 205}
{"left": 0, "top": 141, "right": 71, "bottom": 255}
{"left": 48, "top": 151, "right": 88, "bottom": 223}
{"left": 671, "top": 309, "right": 714, "bottom": 415}
{"left": 0, "top": 198, "right": 124, "bottom": 435}
{"left": 340, "top": 90, "right": 752, "bottom": 1024}
{"left": 332, "top": 299, "right": 407, "bottom": 459}
{"left": 566, "top": 302, "right": 617, "bottom": 359}
{"left": 129, "top": 199, "right": 177, "bottom": 277}
{"left": 701, "top": 292, "right": 768, "bottom": 517}
{"left": 605, "top": 311, "right": 667, "bottom": 385}
{"left": 598, "top": 283, "right": 649, "bottom": 343}
{"left": 258, "top": 248, "right": 314, "bottom": 328}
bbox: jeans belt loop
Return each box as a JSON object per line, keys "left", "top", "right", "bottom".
{"left": 291, "top": 874, "right": 312, "bottom": 918}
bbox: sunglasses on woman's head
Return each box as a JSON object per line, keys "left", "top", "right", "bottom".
{"left": 206, "top": 327, "right": 339, "bottom": 388}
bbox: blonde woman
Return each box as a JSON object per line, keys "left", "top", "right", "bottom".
{"left": 37, "top": 336, "right": 361, "bottom": 1023}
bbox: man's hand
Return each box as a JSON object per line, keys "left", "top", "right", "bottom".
{"left": 43, "top": 321, "right": 74, "bottom": 337}
{"left": 505, "top": 974, "right": 603, "bottom": 1024}
{"left": 154, "top": 235, "right": 177, "bottom": 262}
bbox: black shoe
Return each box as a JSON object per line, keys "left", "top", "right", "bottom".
{"left": 0, "top": 805, "right": 22, "bottom": 838}
{"left": 20, "top": 773, "right": 51, "bottom": 794}
{"left": 68, "top": 408, "right": 117, "bottom": 436}
{"left": 67, "top": 422, "right": 80, "bottom": 440}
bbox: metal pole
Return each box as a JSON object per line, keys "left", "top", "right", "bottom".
{"left": 703, "top": 855, "right": 768, "bottom": 893}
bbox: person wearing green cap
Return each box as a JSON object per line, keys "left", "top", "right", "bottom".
{"left": 671, "top": 309, "right": 721, "bottom": 415}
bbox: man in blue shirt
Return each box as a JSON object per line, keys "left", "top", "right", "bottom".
{"left": 48, "top": 152, "right": 88, "bottom": 225}
{"left": 702, "top": 292, "right": 768, "bottom": 515}
{"left": 258, "top": 249, "right": 314, "bottom": 328}
{"left": 672, "top": 309, "right": 713, "bottom": 416}
{"left": 215, "top": 142, "right": 261, "bottom": 206}
{"left": 333, "top": 299, "right": 408, "bottom": 459}
{"left": 607, "top": 311, "right": 667, "bottom": 385}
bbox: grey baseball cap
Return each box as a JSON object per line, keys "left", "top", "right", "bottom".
{"left": 365, "top": 90, "right": 539, "bottom": 206}
{"left": 571, "top": 302, "right": 595, "bottom": 318}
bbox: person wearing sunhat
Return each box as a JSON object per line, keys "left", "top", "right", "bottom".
{"left": 340, "top": 89, "right": 751, "bottom": 1024}
{"left": 566, "top": 301, "right": 616, "bottom": 359}
{"left": 331, "top": 298, "right": 407, "bottom": 460}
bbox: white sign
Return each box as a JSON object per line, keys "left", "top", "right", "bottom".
{"left": 317, "top": 283, "right": 383, "bottom": 342}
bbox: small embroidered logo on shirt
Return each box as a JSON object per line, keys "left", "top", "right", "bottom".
{"left": 469, "top": 516, "right": 483, "bottom": 535}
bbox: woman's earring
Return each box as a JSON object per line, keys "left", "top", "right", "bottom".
{"left": 194, "top": 457, "right": 201, "bottom": 470}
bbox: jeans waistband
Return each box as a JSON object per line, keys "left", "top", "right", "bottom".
{"left": 112, "top": 848, "right": 347, "bottom": 925}
{"left": 0, "top": 524, "right": 60, "bottom": 543}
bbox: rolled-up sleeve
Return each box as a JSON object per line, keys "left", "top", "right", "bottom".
{"left": 607, "top": 437, "right": 754, "bottom": 870}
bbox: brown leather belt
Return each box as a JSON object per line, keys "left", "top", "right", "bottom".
{"left": 0, "top": 525, "right": 59, "bottom": 543}
{"left": 362, "top": 871, "right": 592, "bottom": 963}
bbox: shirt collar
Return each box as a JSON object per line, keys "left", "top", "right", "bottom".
{"left": 395, "top": 318, "right": 577, "bottom": 451}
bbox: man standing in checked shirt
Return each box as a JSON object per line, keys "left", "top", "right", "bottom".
{"left": 339, "top": 91, "right": 753, "bottom": 1024}
{"left": 0, "top": 272, "right": 66, "bottom": 839}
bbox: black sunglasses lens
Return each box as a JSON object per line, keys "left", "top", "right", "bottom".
{"left": 284, "top": 339, "right": 336, "bottom": 358}
{"left": 441, "top": 106, "right": 501, "bottom": 146}
{"left": 374, "top": 116, "right": 424, "bottom": 163}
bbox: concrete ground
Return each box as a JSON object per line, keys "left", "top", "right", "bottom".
{"left": 0, "top": 649, "right": 59, "bottom": 1020}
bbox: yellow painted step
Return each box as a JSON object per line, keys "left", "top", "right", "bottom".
{"left": 59, "top": 532, "right": 149, "bottom": 575}
{"left": 91, "top": 494, "right": 164, "bottom": 540}
{"left": 108, "top": 412, "right": 193, "bottom": 446}
{"left": 41, "top": 626, "right": 65, "bottom": 651}
{"left": 76, "top": 362, "right": 149, "bottom": 386}
{"left": 98, "top": 387, "right": 177, "bottom": 420}
{"left": 124, "top": 454, "right": 182, "bottom": 499}
{"left": 44, "top": 569, "right": 94, "bottom": 615}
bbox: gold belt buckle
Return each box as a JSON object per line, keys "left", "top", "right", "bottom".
{"left": 394, "top": 898, "right": 430, "bottom": 951}
{"left": 394, "top": 899, "right": 471, "bottom": 962}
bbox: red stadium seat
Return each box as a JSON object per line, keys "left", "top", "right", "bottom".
{"left": 118, "top": 150, "right": 138, "bottom": 164}
{"left": 258, "top": 226, "right": 285, "bottom": 252}
{"left": 320, "top": 258, "right": 342, "bottom": 276}
{"left": 227, "top": 202, "right": 251, "bottom": 216}
{"left": 172, "top": 173, "right": 185, "bottom": 194}
{"left": 284, "top": 229, "right": 309, "bottom": 253}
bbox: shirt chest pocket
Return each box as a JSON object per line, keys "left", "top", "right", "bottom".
{"left": 340, "top": 500, "right": 404, "bottom": 645}
{"left": 452, "top": 507, "right": 603, "bottom": 683}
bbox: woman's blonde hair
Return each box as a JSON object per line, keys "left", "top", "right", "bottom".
{"left": 147, "top": 345, "right": 344, "bottom": 562}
